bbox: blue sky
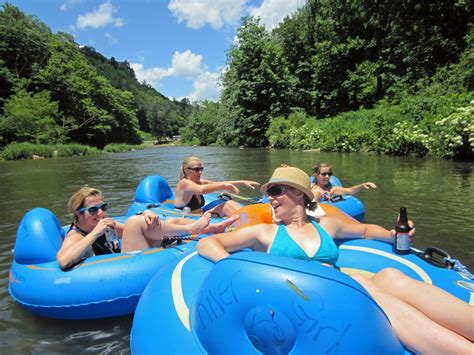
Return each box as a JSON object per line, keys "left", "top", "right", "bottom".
{"left": 3, "top": 0, "right": 306, "bottom": 102}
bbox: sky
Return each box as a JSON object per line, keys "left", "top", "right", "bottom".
{"left": 3, "top": 0, "right": 307, "bottom": 102}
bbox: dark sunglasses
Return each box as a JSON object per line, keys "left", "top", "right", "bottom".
{"left": 187, "top": 167, "right": 204, "bottom": 172}
{"left": 77, "top": 202, "right": 109, "bottom": 215}
{"left": 266, "top": 185, "right": 290, "bottom": 197}
{"left": 320, "top": 172, "right": 333, "bottom": 177}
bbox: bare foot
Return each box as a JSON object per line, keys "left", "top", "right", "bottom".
{"left": 205, "top": 215, "right": 239, "bottom": 234}
{"left": 189, "top": 212, "right": 211, "bottom": 234}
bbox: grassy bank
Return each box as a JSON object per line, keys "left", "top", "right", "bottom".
{"left": 0, "top": 142, "right": 151, "bottom": 161}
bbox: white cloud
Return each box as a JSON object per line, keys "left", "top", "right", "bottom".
{"left": 60, "top": 0, "right": 81, "bottom": 11}
{"left": 130, "top": 63, "right": 172, "bottom": 84}
{"left": 249, "top": 0, "right": 306, "bottom": 30}
{"left": 189, "top": 71, "right": 222, "bottom": 101}
{"left": 131, "top": 50, "right": 205, "bottom": 84}
{"left": 77, "top": 1, "right": 125, "bottom": 29}
{"left": 168, "top": 0, "right": 247, "bottom": 29}
{"left": 131, "top": 50, "right": 221, "bottom": 101}
{"left": 170, "top": 50, "right": 205, "bottom": 78}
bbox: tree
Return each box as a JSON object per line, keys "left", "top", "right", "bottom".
{"left": 0, "top": 88, "right": 60, "bottom": 144}
{"left": 0, "top": 3, "right": 51, "bottom": 99}
{"left": 220, "top": 17, "right": 295, "bottom": 146}
{"left": 181, "top": 101, "right": 220, "bottom": 145}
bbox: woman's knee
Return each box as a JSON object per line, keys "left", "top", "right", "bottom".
{"left": 351, "top": 273, "right": 375, "bottom": 291}
{"left": 372, "top": 268, "right": 409, "bottom": 288}
{"left": 124, "top": 215, "right": 147, "bottom": 232}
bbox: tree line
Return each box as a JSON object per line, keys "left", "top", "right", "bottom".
{"left": 1, "top": 2, "right": 472, "bottom": 159}
{"left": 181, "top": 0, "right": 473, "bottom": 158}
{"left": 0, "top": 4, "right": 192, "bottom": 152}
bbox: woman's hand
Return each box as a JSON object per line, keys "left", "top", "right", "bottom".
{"left": 239, "top": 180, "right": 260, "bottom": 189}
{"left": 362, "top": 182, "right": 377, "bottom": 189}
{"left": 91, "top": 218, "right": 115, "bottom": 238}
{"left": 224, "top": 183, "right": 240, "bottom": 193}
{"left": 142, "top": 210, "right": 160, "bottom": 231}
{"left": 390, "top": 220, "right": 416, "bottom": 243}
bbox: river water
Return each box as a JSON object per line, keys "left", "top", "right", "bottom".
{"left": 0, "top": 146, "right": 472, "bottom": 353}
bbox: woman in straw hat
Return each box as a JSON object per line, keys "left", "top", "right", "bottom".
{"left": 197, "top": 165, "right": 473, "bottom": 353}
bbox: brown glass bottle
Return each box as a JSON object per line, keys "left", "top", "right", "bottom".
{"left": 394, "top": 207, "right": 411, "bottom": 255}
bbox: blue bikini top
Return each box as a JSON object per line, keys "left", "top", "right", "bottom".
{"left": 268, "top": 220, "right": 339, "bottom": 265}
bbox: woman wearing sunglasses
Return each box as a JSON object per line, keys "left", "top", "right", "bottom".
{"left": 311, "top": 162, "right": 377, "bottom": 201}
{"left": 57, "top": 186, "right": 233, "bottom": 270}
{"left": 174, "top": 156, "right": 260, "bottom": 217}
{"left": 197, "top": 165, "right": 473, "bottom": 354}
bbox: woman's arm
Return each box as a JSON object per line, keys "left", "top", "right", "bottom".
{"left": 177, "top": 178, "right": 240, "bottom": 195}
{"left": 331, "top": 182, "right": 377, "bottom": 197}
{"left": 227, "top": 180, "right": 260, "bottom": 189}
{"left": 321, "top": 216, "right": 415, "bottom": 243}
{"left": 311, "top": 185, "right": 324, "bottom": 201}
{"left": 197, "top": 224, "right": 272, "bottom": 262}
{"left": 57, "top": 218, "right": 115, "bottom": 269}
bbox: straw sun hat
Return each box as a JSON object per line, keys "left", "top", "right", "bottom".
{"left": 260, "top": 165, "right": 313, "bottom": 201}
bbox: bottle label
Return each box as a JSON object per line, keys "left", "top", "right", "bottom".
{"left": 396, "top": 233, "right": 410, "bottom": 250}
{"left": 105, "top": 229, "right": 120, "bottom": 252}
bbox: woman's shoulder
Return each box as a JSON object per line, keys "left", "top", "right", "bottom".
{"left": 62, "top": 229, "right": 84, "bottom": 246}
{"left": 176, "top": 178, "right": 195, "bottom": 189}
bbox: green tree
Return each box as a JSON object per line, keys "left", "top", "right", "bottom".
{"left": 0, "top": 88, "right": 60, "bottom": 144}
{"left": 0, "top": 3, "right": 51, "bottom": 99}
{"left": 220, "top": 17, "right": 295, "bottom": 146}
{"left": 35, "top": 33, "right": 140, "bottom": 147}
{"left": 181, "top": 101, "right": 220, "bottom": 145}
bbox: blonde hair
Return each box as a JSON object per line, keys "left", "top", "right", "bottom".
{"left": 68, "top": 186, "right": 103, "bottom": 222}
{"left": 313, "top": 163, "right": 332, "bottom": 174}
{"left": 179, "top": 156, "right": 202, "bottom": 179}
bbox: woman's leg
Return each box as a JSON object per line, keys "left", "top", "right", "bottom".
{"left": 352, "top": 274, "right": 473, "bottom": 354}
{"left": 121, "top": 213, "right": 211, "bottom": 252}
{"left": 167, "top": 215, "right": 239, "bottom": 234}
{"left": 370, "top": 268, "right": 474, "bottom": 341}
{"left": 210, "top": 200, "right": 241, "bottom": 217}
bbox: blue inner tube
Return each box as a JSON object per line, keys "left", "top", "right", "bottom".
{"left": 131, "top": 250, "right": 406, "bottom": 353}
{"left": 8, "top": 207, "right": 200, "bottom": 320}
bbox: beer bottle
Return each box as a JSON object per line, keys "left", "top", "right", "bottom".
{"left": 394, "top": 207, "right": 411, "bottom": 255}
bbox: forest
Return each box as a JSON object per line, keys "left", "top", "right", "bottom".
{"left": 0, "top": 3, "right": 192, "bottom": 159}
{"left": 181, "top": 0, "right": 473, "bottom": 159}
{"left": 0, "top": 1, "right": 473, "bottom": 160}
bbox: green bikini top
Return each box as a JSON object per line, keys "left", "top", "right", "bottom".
{"left": 267, "top": 220, "right": 339, "bottom": 265}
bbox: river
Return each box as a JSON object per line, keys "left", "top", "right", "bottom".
{"left": 0, "top": 146, "right": 472, "bottom": 353}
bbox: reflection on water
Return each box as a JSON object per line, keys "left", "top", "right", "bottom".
{"left": 0, "top": 147, "right": 472, "bottom": 352}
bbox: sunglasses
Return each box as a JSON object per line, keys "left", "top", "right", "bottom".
{"left": 320, "top": 172, "right": 333, "bottom": 177}
{"left": 266, "top": 185, "right": 291, "bottom": 197}
{"left": 77, "top": 202, "right": 109, "bottom": 215}
{"left": 187, "top": 167, "right": 204, "bottom": 172}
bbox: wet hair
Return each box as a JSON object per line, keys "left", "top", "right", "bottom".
{"left": 304, "top": 195, "right": 318, "bottom": 211}
{"left": 179, "top": 156, "right": 202, "bottom": 179}
{"left": 313, "top": 163, "right": 332, "bottom": 174}
{"left": 68, "top": 186, "right": 103, "bottom": 222}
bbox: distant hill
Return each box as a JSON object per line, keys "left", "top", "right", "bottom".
{"left": 80, "top": 46, "right": 193, "bottom": 138}
{"left": 0, "top": 4, "right": 193, "bottom": 149}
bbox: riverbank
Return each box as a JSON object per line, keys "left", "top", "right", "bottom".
{"left": 0, "top": 142, "right": 154, "bottom": 161}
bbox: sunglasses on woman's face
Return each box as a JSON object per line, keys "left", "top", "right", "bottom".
{"left": 320, "top": 172, "right": 333, "bottom": 177}
{"left": 266, "top": 185, "right": 291, "bottom": 197}
{"left": 187, "top": 167, "right": 204, "bottom": 172}
{"left": 77, "top": 202, "right": 109, "bottom": 215}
